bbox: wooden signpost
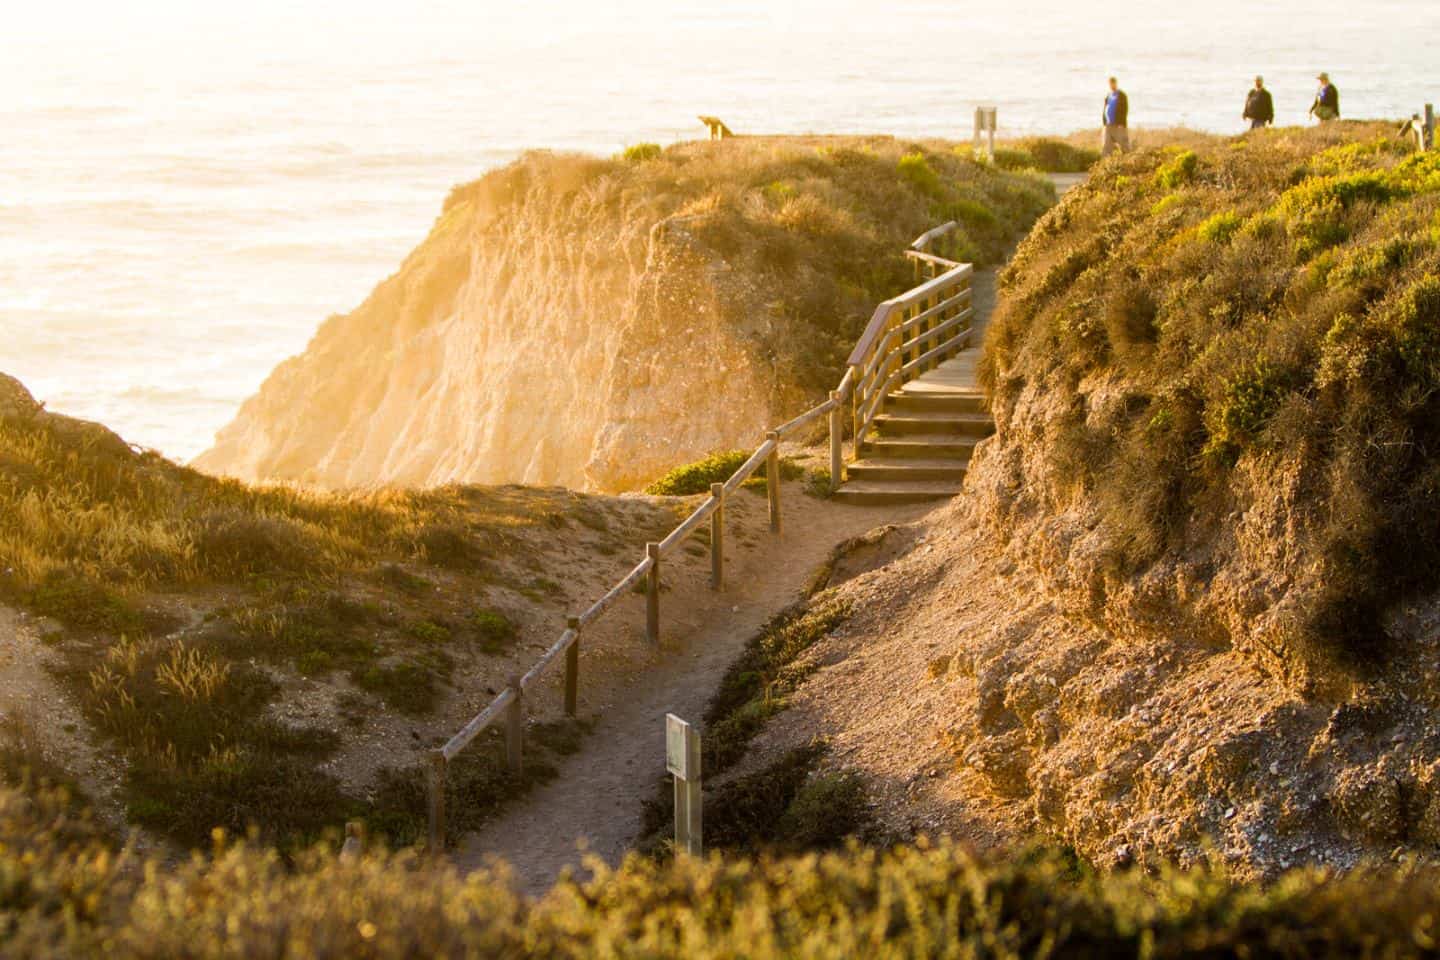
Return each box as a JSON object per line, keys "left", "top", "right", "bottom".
{"left": 973, "top": 106, "right": 998, "bottom": 161}
{"left": 666, "top": 714, "right": 702, "bottom": 856}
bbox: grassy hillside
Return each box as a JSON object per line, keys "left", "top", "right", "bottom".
{"left": 980, "top": 122, "right": 1440, "bottom": 685}
{"left": 0, "top": 373, "right": 680, "bottom": 849}
{"left": 438, "top": 136, "right": 1054, "bottom": 394}
{"left": 6, "top": 781, "right": 1440, "bottom": 958}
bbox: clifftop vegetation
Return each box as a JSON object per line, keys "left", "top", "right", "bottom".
{"left": 981, "top": 122, "right": 1440, "bottom": 687}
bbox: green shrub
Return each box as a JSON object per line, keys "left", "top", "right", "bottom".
{"left": 1018, "top": 137, "right": 1101, "bottom": 173}
{"left": 1196, "top": 210, "right": 1242, "bottom": 243}
{"left": 621, "top": 142, "right": 663, "bottom": 163}
{"left": 898, "top": 150, "right": 944, "bottom": 197}
{"left": 27, "top": 573, "right": 142, "bottom": 634}
{"left": 992, "top": 147, "right": 1036, "bottom": 171}
{"left": 1205, "top": 359, "right": 1291, "bottom": 462}
{"left": 470, "top": 608, "right": 518, "bottom": 655}
{"left": 645, "top": 451, "right": 804, "bottom": 496}
{"left": 1153, "top": 149, "right": 1198, "bottom": 189}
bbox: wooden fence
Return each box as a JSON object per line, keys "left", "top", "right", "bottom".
{"left": 425, "top": 224, "right": 975, "bottom": 851}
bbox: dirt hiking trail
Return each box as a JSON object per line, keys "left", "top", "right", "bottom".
{"left": 456, "top": 487, "right": 938, "bottom": 894}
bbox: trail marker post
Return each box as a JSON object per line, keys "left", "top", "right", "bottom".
{"left": 666, "top": 714, "right": 702, "bottom": 856}
{"left": 973, "top": 106, "right": 998, "bottom": 161}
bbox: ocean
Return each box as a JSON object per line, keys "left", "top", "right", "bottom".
{"left": 4, "top": 0, "right": 1438, "bottom": 462}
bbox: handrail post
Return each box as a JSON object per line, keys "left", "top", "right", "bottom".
{"left": 709, "top": 483, "right": 725, "bottom": 590}
{"left": 646, "top": 542, "right": 661, "bottom": 646}
{"left": 564, "top": 616, "right": 580, "bottom": 717}
{"left": 766, "top": 432, "right": 782, "bottom": 534}
{"left": 505, "top": 675, "right": 523, "bottom": 773}
{"left": 828, "top": 391, "right": 843, "bottom": 493}
{"left": 849, "top": 365, "right": 863, "bottom": 460}
{"left": 427, "top": 749, "right": 447, "bottom": 855}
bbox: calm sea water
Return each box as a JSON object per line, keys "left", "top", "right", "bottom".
{"left": 4, "top": 0, "right": 1438, "bottom": 462}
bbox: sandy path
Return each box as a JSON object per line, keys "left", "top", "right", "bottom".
{"left": 0, "top": 606, "right": 128, "bottom": 825}
{"left": 456, "top": 487, "right": 937, "bottom": 894}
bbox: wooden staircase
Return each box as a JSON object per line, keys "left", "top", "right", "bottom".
{"left": 835, "top": 349, "right": 992, "bottom": 505}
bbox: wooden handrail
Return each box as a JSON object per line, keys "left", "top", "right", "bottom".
{"left": 658, "top": 497, "right": 721, "bottom": 556}
{"left": 910, "top": 220, "right": 959, "bottom": 251}
{"left": 721, "top": 438, "right": 778, "bottom": 496}
{"left": 424, "top": 223, "right": 975, "bottom": 852}
{"left": 577, "top": 557, "right": 653, "bottom": 629}
{"left": 846, "top": 264, "right": 972, "bottom": 366}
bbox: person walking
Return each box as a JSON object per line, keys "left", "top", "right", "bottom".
{"left": 1243, "top": 76, "right": 1274, "bottom": 129}
{"left": 1309, "top": 72, "right": 1340, "bottom": 122}
{"left": 1101, "top": 77, "right": 1129, "bottom": 156}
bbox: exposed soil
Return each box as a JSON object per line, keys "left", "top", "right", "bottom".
{"left": 0, "top": 606, "right": 129, "bottom": 828}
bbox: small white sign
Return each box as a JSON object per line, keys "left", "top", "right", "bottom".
{"left": 666, "top": 714, "right": 692, "bottom": 779}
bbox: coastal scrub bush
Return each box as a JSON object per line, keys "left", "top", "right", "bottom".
{"left": 898, "top": 150, "right": 944, "bottom": 197}
{"left": 12, "top": 779, "right": 1440, "bottom": 957}
{"left": 644, "top": 450, "right": 804, "bottom": 496}
{"left": 1020, "top": 136, "right": 1101, "bottom": 172}
{"left": 470, "top": 607, "right": 517, "bottom": 654}
{"left": 1153, "top": 149, "right": 1198, "bottom": 189}
{"left": 621, "top": 142, "right": 663, "bottom": 162}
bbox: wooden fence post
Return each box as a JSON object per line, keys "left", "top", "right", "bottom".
{"left": 505, "top": 675, "right": 523, "bottom": 773}
{"left": 829, "top": 391, "right": 843, "bottom": 493}
{"left": 766, "top": 432, "right": 782, "bottom": 534}
{"left": 646, "top": 542, "right": 661, "bottom": 646}
{"left": 709, "top": 484, "right": 725, "bottom": 590}
{"left": 1427, "top": 104, "right": 1436, "bottom": 151}
{"left": 564, "top": 616, "right": 580, "bottom": 717}
{"left": 427, "top": 749, "right": 447, "bottom": 854}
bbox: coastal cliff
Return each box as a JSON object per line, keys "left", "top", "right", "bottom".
{"left": 196, "top": 137, "right": 1052, "bottom": 491}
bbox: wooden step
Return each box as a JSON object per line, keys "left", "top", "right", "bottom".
{"left": 861, "top": 436, "right": 980, "bottom": 459}
{"left": 885, "top": 391, "right": 986, "bottom": 415}
{"left": 872, "top": 412, "right": 993, "bottom": 437}
{"left": 846, "top": 457, "right": 968, "bottom": 483}
{"left": 833, "top": 480, "right": 962, "bottom": 506}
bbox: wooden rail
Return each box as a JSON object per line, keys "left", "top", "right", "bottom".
{"left": 424, "top": 223, "right": 974, "bottom": 851}
{"left": 846, "top": 223, "right": 974, "bottom": 457}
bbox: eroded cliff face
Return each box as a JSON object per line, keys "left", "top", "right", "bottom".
{"left": 195, "top": 173, "right": 778, "bottom": 491}
{"left": 196, "top": 139, "right": 1054, "bottom": 492}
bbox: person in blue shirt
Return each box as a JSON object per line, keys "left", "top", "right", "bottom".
{"left": 1309, "top": 73, "right": 1340, "bottom": 122}
{"left": 1101, "top": 77, "right": 1130, "bottom": 156}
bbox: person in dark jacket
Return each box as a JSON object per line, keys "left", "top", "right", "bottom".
{"left": 1309, "top": 72, "right": 1340, "bottom": 122}
{"left": 1243, "top": 76, "right": 1274, "bottom": 129}
{"left": 1101, "top": 77, "right": 1129, "bottom": 156}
